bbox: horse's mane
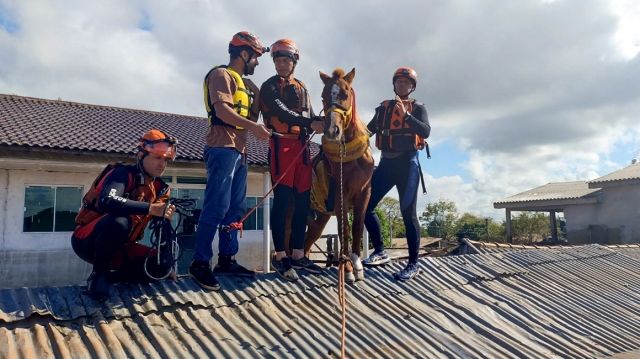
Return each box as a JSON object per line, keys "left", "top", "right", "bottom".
{"left": 331, "top": 68, "right": 370, "bottom": 139}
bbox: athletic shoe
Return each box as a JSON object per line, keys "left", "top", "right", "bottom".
{"left": 272, "top": 257, "right": 299, "bottom": 282}
{"left": 394, "top": 262, "right": 421, "bottom": 281}
{"left": 362, "top": 250, "right": 391, "bottom": 266}
{"left": 213, "top": 256, "right": 255, "bottom": 277}
{"left": 290, "top": 256, "right": 323, "bottom": 274}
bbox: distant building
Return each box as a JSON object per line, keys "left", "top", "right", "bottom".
{"left": 494, "top": 163, "right": 640, "bottom": 244}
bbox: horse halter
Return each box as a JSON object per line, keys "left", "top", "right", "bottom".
{"left": 325, "top": 88, "right": 355, "bottom": 130}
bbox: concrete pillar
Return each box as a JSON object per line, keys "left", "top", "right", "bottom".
{"left": 550, "top": 211, "right": 558, "bottom": 242}
{"left": 262, "top": 172, "right": 271, "bottom": 274}
{"left": 506, "top": 209, "right": 513, "bottom": 243}
{"left": 363, "top": 229, "right": 369, "bottom": 258}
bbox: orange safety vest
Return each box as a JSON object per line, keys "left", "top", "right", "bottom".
{"left": 260, "top": 76, "right": 311, "bottom": 139}
{"left": 75, "top": 163, "right": 170, "bottom": 242}
{"left": 374, "top": 99, "right": 426, "bottom": 151}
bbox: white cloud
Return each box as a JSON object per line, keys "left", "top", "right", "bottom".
{"left": 1, "top": 0, "right": 639, "bottom": 224}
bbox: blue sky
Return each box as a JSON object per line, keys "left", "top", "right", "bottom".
{"left": 0, "top": 3, "right": 19, "bottom": 33}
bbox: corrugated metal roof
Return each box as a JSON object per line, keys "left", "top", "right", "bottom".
{"left": 589, "top": 163, "right": 640, "bottom": 185}
{"left": 493, "top": 181, "right": 600, "bottom": 204}
{"left": 2, "top": 245, "right": 640, "bottom": 358}
{"left": 463, "top": 240, "right": 640, "bottom": 258}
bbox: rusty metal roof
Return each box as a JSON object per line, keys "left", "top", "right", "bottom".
{"left": 2, "top": 245, "right": 640, "bottom": 358}
{"left": 0, "top": 94, "right": 319, "bottom": 166}
{"left": 493, "top": 181, "right": 601, "bottom": 205}
{"left": 589, "top": 163, "right": 640, "bottom": 186}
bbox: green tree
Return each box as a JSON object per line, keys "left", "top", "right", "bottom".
{"left": 453, "top": 213, "right": 507, "bottom": 242}
{"left": 420, "top": 199, "right": 458, "bottom": 240}
{"left": 454, "top": 213, "right": 485, "bottom": 240}
{"left": 377, "top": 197, "right": 404, "bottom": 239}
{"left": 488, "top": 220, "right": 507, "bottom": 242}
{"left": 511, "top": 211, "right": 550, "bottom": 243}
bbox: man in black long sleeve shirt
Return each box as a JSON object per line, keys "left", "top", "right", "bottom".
{"left": 362, "top": 67, "right": 431, "bottom": 281}
{"left": 71, "top": 129, "right": 178, "bottom": 301}
{"left": 259, "top": 39, "right": 325, "bottom": 281}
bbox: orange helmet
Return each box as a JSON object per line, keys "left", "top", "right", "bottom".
{"left": 393, "top": 67, "right": 418, "bottom": 87}
{"left": 137, "top": 129, "right": 178, "bottom": 160}
{"left": 229, "top": 31, "right": 268, "bottom": 56}
{"left": 271, "top": 39, "right": 300, "bottom": 62}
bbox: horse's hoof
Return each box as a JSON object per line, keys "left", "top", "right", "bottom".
{"left": 345, "top": 272, "right": 356, "bottom": 283}
{"left": 355, "top": 270, "right": 364, "bottom": 282}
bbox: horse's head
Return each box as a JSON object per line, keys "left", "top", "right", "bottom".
{"left": 319, "top": 68, "right": 356, "bottom": 142}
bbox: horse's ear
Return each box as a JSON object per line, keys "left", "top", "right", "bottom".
{"left": 343, "top": 68, "right": 356, "bottom": 84}
{"left": 319, "top": 71, "right": 331, "bottom": 84}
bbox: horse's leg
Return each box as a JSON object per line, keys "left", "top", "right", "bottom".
{"left": 336, "top": 199, "right": 355, "bottom": 284}
{"left": 350, "top": 184, "right": 372, "bottom": 282}
{"left": 303, "top": 211, "right": 331, "bottom": 257}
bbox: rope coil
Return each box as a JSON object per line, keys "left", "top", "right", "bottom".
{"left": 144, "top": 197, "right": 197, "bottom": 280}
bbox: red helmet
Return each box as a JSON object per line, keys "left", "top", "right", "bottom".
{"left": 271, "top": 39, "right": 300, "bottom": 62}
{"left": 393, "top": 67, "right": 418, "bottom": 87}
{"left": 137, "top": 129, "right": 178, "bottom": 160}
{"left": 229, "top": 31, "right": 268, "bottom": 56}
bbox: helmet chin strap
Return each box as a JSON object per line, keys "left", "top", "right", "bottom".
{"left": 242, "top": 50, "right": 255, "bottom": 76}
{"left": 393, "top": 86, "right": 414, "bottom": 100}
{"left": 137, "top": 153, "right": 155, "bottom": 181}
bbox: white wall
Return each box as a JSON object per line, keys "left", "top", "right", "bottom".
{"left": 0, "top": 166, "right": 339, "bottom": 288}
{"left": 0, "top": 168, "right": 95, "bottom": 288}
{"left": 564, "top": 184, "right": 640, "bottom": 244}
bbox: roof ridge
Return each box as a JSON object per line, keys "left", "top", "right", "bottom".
{"left": 0, "top": 93, "right": 206, "bottom": 121}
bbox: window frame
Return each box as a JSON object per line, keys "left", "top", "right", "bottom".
{"left": 163, "top": 175, "right": 272, "bottom": 231}
{"left": 22, "top": 184, "right": 84, "bottom": 233}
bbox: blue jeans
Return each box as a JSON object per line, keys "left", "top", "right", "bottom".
{"left": 193, "top": 146, "right": 247, "bottom": 261}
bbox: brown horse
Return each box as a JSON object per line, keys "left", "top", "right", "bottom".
{"left": 299, "top": 68, "right": 374, "bottom": 283}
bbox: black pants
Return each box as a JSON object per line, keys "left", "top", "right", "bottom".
{"left": 71, "top": 214, "right": 168, "bottom": 283}
{"left": 270, "top": 184, "right": 311, "bottom": 252}
{"left": 364, "top": 150, "right": 421, "bottom": 263}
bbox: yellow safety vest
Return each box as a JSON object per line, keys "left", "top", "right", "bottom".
{"left": 203, "top": 65, "right": 251, "bottom": 130}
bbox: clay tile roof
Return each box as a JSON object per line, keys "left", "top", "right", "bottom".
{"left": 0, "top": 94, "right": 319, "bottom": 165}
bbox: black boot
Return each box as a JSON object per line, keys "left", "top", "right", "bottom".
{"left": 86, "top": 272, "right": 110, "bottom": 302}
{"left": 213, "top": 255, "right": 255, "bottom": 277}
{"left": 189, "top": 260, "right": 220, "bottom": 290}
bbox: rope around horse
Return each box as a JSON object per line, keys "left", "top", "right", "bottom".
{"left": 338, "top": 140, "right": 347, "bottom": 359}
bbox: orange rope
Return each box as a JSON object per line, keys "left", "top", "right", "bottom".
{"left": 228, "top": 133, "right": 316, "bottom": 237}
{"left": 338, "top": 260, "right": 346, "bottom": 359}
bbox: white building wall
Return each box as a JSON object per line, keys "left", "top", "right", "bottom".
{"left": 0, "top": 167, "right": 338, "bottom": 288}
{"left": 0, "top": 169, "right": 95, "bottom": 288}
{"left": 564, "top": 184, "right": 640, "bottom": 244}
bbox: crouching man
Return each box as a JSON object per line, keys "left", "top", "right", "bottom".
{"left": 71, "top": 129, "right": 179, "bottom": 301}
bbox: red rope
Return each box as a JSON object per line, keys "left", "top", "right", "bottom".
{"left": 228, "top": 133, "right": 316, "bottom": 237}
